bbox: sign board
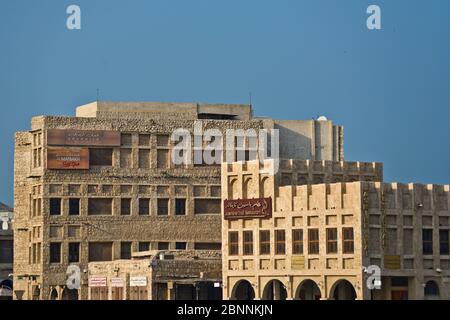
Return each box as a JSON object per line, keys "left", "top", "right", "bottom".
{"left": 47, "top": 148, "right": 89, "bottom": 170}
{"left": 111, "top": 278, "right": 124, "bottom": 287}
{"left": 291, "top": 255, "right": 305, "bottom": 270}
{"left": 89, "top": 277, "right": 107, "bottom": 287}
{"left": 130, "top": 276, "right": 147, "bottom": 287}
{"left": 224, "top": 197, "right": 272, "bottom": 220}
{"left": 384, "top": 255, "right": 401, "bottom": 269}
{"left": 47, "top": 129, "right": 120, "bottom": 146}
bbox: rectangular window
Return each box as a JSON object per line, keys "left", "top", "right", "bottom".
{"left": 259, "top": 230, "right": 270, "bottom": 255}
{"left": 243, "top": 231, "right": 253, "bottom": 255}
{"left": 69, "top": 198, "right": 80, "bottom": 216}
{"left": 157, "top": 149, "right": 169, "bottom": 169}
{"left": 89, "top": 148, "right": 113, "bottom": 166}
{"left": 121, "top": 198, "right": 131, "bottom": 216}
{"left": 343, "top": 227, "right": 355, "bottom": 254}
{"left": 157, "top": 242, "right": 169, "bottom": 250}
{"left": 275, "top": 230, "right": 286, "bottom": 255}
{"left": 49, "top": 198, "right": 61, "bottom": 216}
{"left": 228, "top": 232, "right": 239, "bottom": 256}
{"left": 139, "top": 149, "right": 150, "bottom": 169}
{"left": 193, "top": 242, "right": 221, "bottom": 250}
{"left": 175, "top": 199, "right": 186, "bottom": 215}
{"left": 0, "top": 240, "right": 13, "bottom": 263}
{"left": 88, "top": 242, "right": 113, "bottom": 262}
{"left": 292, "top": 229, "right": 304, "bottom": 254}
{"left": 423, "top": 229, "right": 433, "bottom": 255}
{"left": 120, "top": 149, "right": 132, "bottom": 168}
{"left": 139, "top": 198, "right": 150, "bottom": 215}
{"left": 50, "top": 243, "right": 61, "bottom": 263}
{"left": 308, "top": 229, "right": 320, "bottom": 254}
{"left": 194, "top": 199, "right": 221, "bottom": 214}
{"left": 138, "top": 242, "right": 150, "bottom": 252}
{"left": 68, "top": 243, "right": 80, "bottom": 263}
{"left": 121, "top": 133, "right": 132, "bottom": 146}
{"left": 175, "top": 242, "right": 187, "bottom": 250}
{"left": 439, "top": 230, "right": 449, "bottom": 255}
{"left": 139, "top": 134, "right": 151, "bottom": 146}
{"left": 157, "top": 135, "right": 169, "bottom": 146}
{"left": 157, "top": 199, "right": 169, "bottom": 216}
{"left": 88, "top": 198, "right": 113, "bottom": 216}
{"left": 326, "top": 228, "right": 338, "bottom": 254}
{"left": 121, "top": 242, "right": 132, "bottom": 259}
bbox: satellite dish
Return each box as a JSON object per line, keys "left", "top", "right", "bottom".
{"left": 317, "top": 116, "right": 328, "bottom": 121}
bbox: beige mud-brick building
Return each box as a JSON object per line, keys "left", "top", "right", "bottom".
{"left": 13, "top": 101, "right": 344, "bottom": 300}
{"left": 221, "top": 160, "right": 450, "bottom": 300}
{"left": 87, "top": 250, "right": 222, "bottom": 300}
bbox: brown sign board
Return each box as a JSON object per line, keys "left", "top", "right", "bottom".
{"left": 47, "top": 148, "right": 89, "bottom": 170}
{"left": 224, "top": 197, "right": 272, "bottom": 220}
{"left": 47, "top": 129, "right": 120, "bottom": 146}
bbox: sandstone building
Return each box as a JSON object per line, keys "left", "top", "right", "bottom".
{"left": 221, "top": 160, "right": 450, "bottom": 300}
{"left": 13, "top": 101, "right": 343, "bottom": 300}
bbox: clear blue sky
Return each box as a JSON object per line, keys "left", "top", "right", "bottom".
{"left": 1, "top": 0, "right": 450, "bottom": 206}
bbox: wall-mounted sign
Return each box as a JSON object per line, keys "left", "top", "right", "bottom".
{"left": 130, "top": 276, "right": 147, "bottom": 287}
{"left": 291, "top": 255, "right": 305, "bottom": 270}
{"left": 89, "top": 277, "right": 107, "bottom": 287}
{"left": 111, "top": 278, "right": 124, "bottom": 288}
{"left": 47, "top": 147, "right": 89, "bottom": 170}
{"left": 224, "top": 197, "right": 272, "bottom": 220}
{"left": 47, "top": 129, "right": 120, "bottom": 146}
{"left": 384, "top": 255, "right": 401, "bottom": 270}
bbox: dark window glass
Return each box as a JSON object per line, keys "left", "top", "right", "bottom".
{"left": 260, "top": 230, "right": 270, "bottom": 255}
{"left": 89, "top": 148, "right": 113, "bottom": 166}
{"left": 175, "top": 199, "right": 186, "bottom": 215}
{"left": 68, "top": 243, "right": 80, "bottom": 263}
{"left": 157, "top": 199, "right": 169, "bottom": 216}
{"left": 275, "top": 230, "right": 285, "bottom": 255}
{"left": 88, "top": 198, "right": 113, "bottom": 216}
{"left": 175, "top": 242, "right": 187, "bottom": 250}
{"left": 243, "top": 231, "right": 253, "bottom": 255}
{"left": 229, "top": 232, "right": 239, "bottom": 256}
{"left": 50, "top": 243, "right": 61, "bottom": 263}
{"left": 439, "top": 230, "right": 449, "bottom": 255}
{"left": 193, "top": 242, "right": 221, "bottom": 250}
{"left": 0, "top": 240, "right": 13, "bottom": 263}
{"left": 423, "top": 229, "right": 433, "bottom": 255}
{"left": 121, "top": 198, "right": 131, "bottom": 216}
{"left": 343, "top": 227, "right": 354, "bottom": 254}
{"left": 69, "top": 198, "right": 80, "bottom": 216}
{"left": 138, "top": 242, "right": 150, "bottom": 252}
{"left": 326, "top": 228, "right": 338, "bottom": 254}
{"left": 49, "top": 198, "right": 61, "bottom": 216}
{"left": 88, "top": 242, "right": 113, "bottom": 262}
{"left": 139, "top": 199, "right": 150, "bottom": 215}
{"left": 121, "top": 242, "right": 132, "bottom": 259}
{"left": 158, "top": 242, "right": 169, "bottom": 250}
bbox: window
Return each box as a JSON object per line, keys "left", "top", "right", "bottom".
{"left": 0, "top": 240, "right": 13, "bottom": 263}
{"left": 243, "top": 231, "right": 253, "bottom": 255}
{"left": 229, "top": 232, "right": 239, "bottom": 255}
{"left": 259, "top": 230, "right": 270, "bottom": 255}
{"left": 308, "top": 229, "right": 320, "bottom": 254}
{"left": 49, "top": 198, "right": 61, "bottom": 216}
{"left": 121, "top": 242, "right": 132, "bottom": 259}
{"left": 157, "top": 149, "right": 169, "bottom": 168}
{"left": 139, "top": 198, "right": 150, "bottom": 215}
{"left": 158, "top": 242, "right": 169, "bottom": 250}
{"left": 139, "top": 149, "right": 150, "bottom": 169}
{"left": 194, "top": 242, "right": 221, "bottom": 250}
{"left": 67, "top": 225, "right": 80, "bottom": 238}
{"left": 194, "top": 199, "right": 221, "bottom": 214}
{"left": 292, "top": 229, "right": 303, "bottom": 254}
{"left": 121, "top": 198, "right": 131, "bottom": 216}
{"left": 157, "top": 199, "right": 169, "bottom": 216}
{"left": 157, "top": 135, "right": 169, "bottom": 146}
{"left": 121, "top": 133, "right": 132, "bottom": 146}
{"left": 343, "top": 227, "right": 354, "bottom": 254}
{"left": 326, "top": 228, "right": 338, "bottom": 254}
{"left": 138, "top": 242, "right": 150, "bottom": 252}
{"left": 88, "top": 198, "right": 113, "bottom": 216}
{"left": 120, "top": 149, "right": 132, "bottom": 168}
{"left": 175, "top": 199, "right": 186, "bottom": 215}
{"left": 89, "top": 148, "right": 113, "bottom": 166}
{"left": 139, "top": 134, "right": 151, "bottom": 146}
{"left": 68, "top": 243, "right": 80, "bottom": 263}
{"left": 275, "top": 230, "right": 285, "bottom": 255}
{"left": 175, "top": 242, "right": 187, "bottom": 250}
{"left": 439, "top": 230, "right": 449, "bottom": 255}
{"left": 88, "top": 242, "right": 113, "bottom": 262}
{"left": 423, "top": 229, "right": 433, "bottom": 255}
{"left": 69, "top": 198, "right": 80, "bottom": 216}
{"left": 50, "top": 243, "right": 61, "bottom": 263}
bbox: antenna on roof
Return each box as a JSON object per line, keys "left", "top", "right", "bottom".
{"left": 249, "top": 91, "right": 252, "bottom": 107}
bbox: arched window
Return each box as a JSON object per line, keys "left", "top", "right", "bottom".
{"left": 424, "top": 281, "right": 439, "bottom": 297}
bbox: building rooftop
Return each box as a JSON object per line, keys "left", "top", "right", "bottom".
{"left": 0, "top": 202, "right": 12, "bottom": 212}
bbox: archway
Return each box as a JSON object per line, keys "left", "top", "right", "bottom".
{"left": 61, "top": 288, "right": 79, "bottom": 300}
{"left": 330, "top": 280, "right": 356, "bottom": 300}
{"left": 49, "top": 288, "right": 58, "bottom": 300}
{"left": 424, "top": 281, "right": 440, "bottom": 300}
{"left": 262, "top": 280, "right": 287, "bottom": 300}
{"left": 295, "top": 280, "right": 321, "bottom": 300}
{"left": 231, "top": 280, "right": 255, "bottom": 300}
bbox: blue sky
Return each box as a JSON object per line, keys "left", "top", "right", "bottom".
{"left": 1, "top": 0, "right": 450, "bottom": 205}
